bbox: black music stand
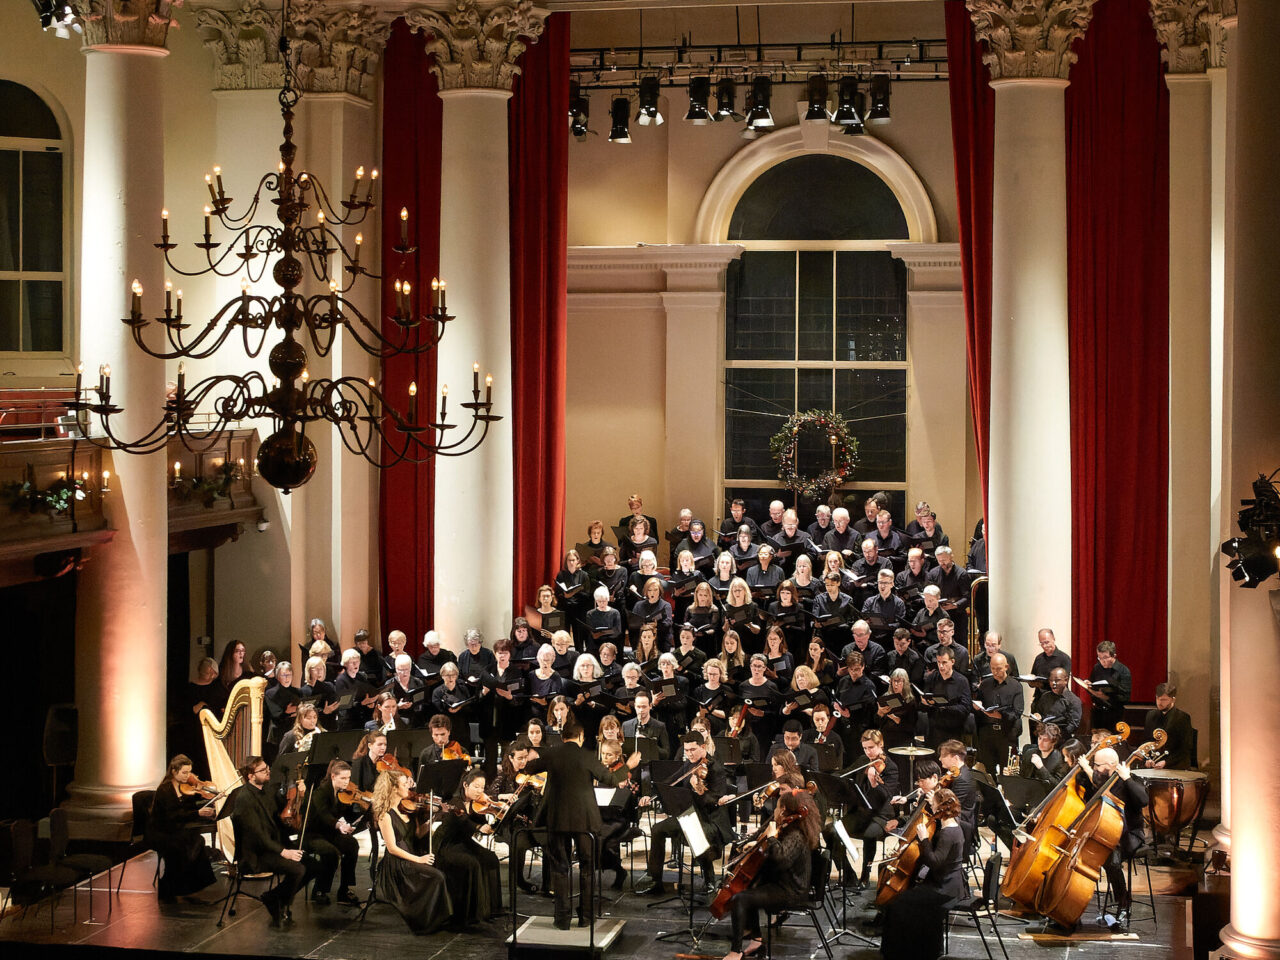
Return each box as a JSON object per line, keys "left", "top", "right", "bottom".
{"left": 645, "top": 781, "right": 696, "bottom": 912}
{"left": 416, "top": 758, "right": 467, "bottom": 799}
{"left": 650, "top": 786, "right": 709, "bottom": 947}
{"left": 712, "top": 736, "right": 743, "bottom": 768}
{"left": 307, "top": 730, "right": 365, "bottom": 768}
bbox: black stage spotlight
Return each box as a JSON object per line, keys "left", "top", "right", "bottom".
{"left": 804, "top": 74, "right": 831, "bottom": 123}
{"left": 608, "top": 96, "right": 632, "bottom": 143}
{"left": 685, "top": 76, "right": 712, "bottom": 124}
{"left": 1221, "top": 472, "right": 1280, "bottom": 588}
{"left": 842, "top": 90, "right": 868, "bottom": 136}
{"left": 867, "top": 74, "right": 892, "bottom": 125}
{"left": 745, "top": 75, "right": 775, "bottom": 130}
{"left": 832, "top": 77, "right": 863, "bottom": 126}
{"left": 637, "top": 75, "right": 664, "bottom": 126}
{"left": 713, "top": 77, "right": 744, "bottom": 122}
{"left": 569, "top": 82, "right": 592, "bottom": 141}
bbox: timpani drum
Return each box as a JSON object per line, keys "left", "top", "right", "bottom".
{"left": 1135, "top": 768, "right": 1209, "bottom": 840}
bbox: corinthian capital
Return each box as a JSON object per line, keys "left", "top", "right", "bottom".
{"left": 71, "top": 0, "right": 183, "bottom": 49}
{"left": 1150, "top": 0, "right": 1209, "bottom": 74}
{"left": 403, "top": 1, "right": 547, "bottom": 92}
{"left": 1203, "top": 0, "right": 1237, "bottom": 69}
{"left": 192, "top": 0, "right": 393, "bottom": 100}
{"left": 966, "top": 0, "right": 1099, "bottom": 81}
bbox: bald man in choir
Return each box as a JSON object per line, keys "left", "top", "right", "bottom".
{"left": 822, "top": 507, "right": 862, "bottom": 563}
{"left": 925, "top": 545, "right": 970, "bottom": 639}
{"left": 759, "top": 499, "right": 786, "bottom": 541}
{"left": 973, "top": 654, "right": 1023, "bottom": 773}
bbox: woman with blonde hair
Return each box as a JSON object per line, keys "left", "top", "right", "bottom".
{"left": 370, "top": 770, "right": 451, "bottom": 933}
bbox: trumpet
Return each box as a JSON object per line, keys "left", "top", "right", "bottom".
{"left": 1004, "top": 746, "right": 1021, "bottom": 777}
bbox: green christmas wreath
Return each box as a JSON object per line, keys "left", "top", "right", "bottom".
{"left": 769, "top": 409, "right": 859, "bottom": 501}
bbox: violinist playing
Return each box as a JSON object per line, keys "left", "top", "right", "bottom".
{"left": 490, "top": 736, "right": 546, "bottom": 893}
{"left": 636, "top": 731, "right": 733, "bottom": 896}
{"left": 1074, "top": 746, "right": 1149, "bottom": 930}
{"left": 303, "top": 759, "right": 363, "bottom": 907}
{"left": 433, "top": 769, "right": 503, "bottom": 925}
{"left": 835, "top": 729, "right": 899, "bottom": 890}
{"left": 880, "top": 787, "right": 968, "bottom": 960}
{"left": 719, "top": 787, "right": 822, "bottom": 960}
{"left": 146, "top": 754, "right": 218, "bottom": 903}
{"left": 418, "top": 714, "right": 468, "bottom": 767}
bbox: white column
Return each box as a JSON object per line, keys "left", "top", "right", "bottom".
{"left": 68, "top": 46, "right": 169, "bottom": 834}
{"left": 433, "top": 87, "right": 515, "bottom": 651}
{"left": 986, "top": 78, "right": 1074, "bottom": 680}
{"left": 1165, "top": 72, "right": 1214, "bottom": 763}
{"left": 1218, "top": 0, "right": 1280, "bottom": 955}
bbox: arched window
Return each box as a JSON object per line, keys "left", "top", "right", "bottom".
{"left": 0, "top": 80, "right": 68, "bottom": 357}
{"left": 722, "top": 152, "right": 909, "bottom": 517}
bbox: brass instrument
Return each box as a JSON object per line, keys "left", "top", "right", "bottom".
{"left": 199, "top": 676, "right": 267, "bottom": 859}
{"left": 1004, "top": 745, "right": 1020, "bottom": 777}
{"left": 966, "top": 575, "right": 989, "bottom": 660}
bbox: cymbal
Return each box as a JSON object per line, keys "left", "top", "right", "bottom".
{"left": 889, "top": 745, "right": 935, "bottom": 757}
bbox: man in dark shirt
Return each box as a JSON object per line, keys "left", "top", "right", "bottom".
{"left": 1075, "top": 746, "right": 1149, "bottom": 928}
{"left": 759, "top": 499, "right": 786, "bottom": 541}
{"left": 774, "top": 720, "right": 820, "bottom": 770}
{"left": 1087, "top": 641, "right": 1132, "bottom": 734}
{"left": 1029, "top": 627, "right": 1073, "bottom": 712}
{"left": 894, "top": 547, "right": 931, "bottom": 608}
{"left": 924, "top": 619, "right": 971, "bottom": 679}
{"left": 229, "top": 756, "right": 309, "bottom": 925}
{"left": 861, "top": 569, "right": 908, "bottom": 642}
{"left": 622, "top": 690, "right": 672, "bottom": 760}
{"left": 719, "top": 499, "right": 761, "bottom": 546}
{"left": 1033, "top": 667, "right": 1082, "bottom": 737}
{"left": 852, "top": 494, "right": 886, "bottom": 537}
{"left": 1142, "top": 682, "right": 1195, "bottom": 770}
{"left": 806, "top": 504, "right": 834, "bottom": 544}
{"left": 970, "top": 630, "right": 1020, "bottom": 685}
{"left": 770, "top": 509, "right": 815, "bottom": 577}
{"left": 925, "top": 545, "right": 970, "bottom": 639}
{"left": 822, "top": 507, "right": 862, "bottom": 563}
{"left": 868, "top": 509, "right": 908, "bottom": 556}
{"left": 973, "top": 654, "right": 1024, "bottom": 773}
{"left": 923, "top": 648, "right": 971, "bottom": 747}
{"left": 812, "top": 573, "right": 854, "bottom": 649}
{"left": 850, "top": 538, "right": 892, "bottom": 604}
{"left": 938, "top": 739, "right": 980, "bottom": 853}
{"left": 840, "top": 620, "right": 887, "bottom": 677}
{"left": 883, "top": 629, "right": 926, "bottom": 687}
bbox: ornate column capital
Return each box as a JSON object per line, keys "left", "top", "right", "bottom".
{"left": 1150, "top": 0, "right": 1210, "bottom": 74}
{"left": 403, "top": 1, "right": 547, "bottom": 92}
{"left": 1203, "top": 0, "right": 1237, "bottom": 70}
{"left": 71, "top": 0, "right": 183, "bottom": 49}
{"left": 966, "top": 0, "right": 1099, "bottom": 81}
{"left": 192, "top": 0, "right": 393, "bottom": 100}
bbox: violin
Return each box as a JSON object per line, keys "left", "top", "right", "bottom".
{"left": 610, "top": 758, "right": 640, "bottom": 795}
{"left": 874, "top": 770, "right": 956, "bottom": 906}
{"left": 442, "top": 741, "right": 472, "bottom": 763}
{"left": 671, "top": 760, "right": 708, "bottom": 786}
{"left": 178, "top": 777, "right": 218, "bottom": 800}
{"left": 337, "top": 786, "right": 374, "bottom": 809}
{"left": 281, "top": 763, "right": 307, "bottom": 831}
{"left": 376, "top": 755, "right": 414, "bottom": 779}
{"left": 515, "top": 771, "right": 547, "bottom": 793}
{"left": 467, "top": 796, "right": 508, "bottom": 817}
{"left": 398, "top": 791, "right": 445, "bottom": 815}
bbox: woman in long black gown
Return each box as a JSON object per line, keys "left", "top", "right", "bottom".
{"left": 435, "top": 769, "right": 503, "bottom": 924}
{"left": 371, "top": 771, "right": 451, "bottom": 934}
{"left": 147, "top": 755, "right": 217, "bottom": 902}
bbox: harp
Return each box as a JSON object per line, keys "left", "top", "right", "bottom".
{"left": 199, "top": 676, "right": 267, "bottom": 858}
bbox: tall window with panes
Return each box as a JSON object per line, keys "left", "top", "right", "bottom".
{"left": 723, "top": 153, "right": 909, "bottom": 523}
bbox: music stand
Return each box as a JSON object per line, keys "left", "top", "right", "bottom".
{"left": 307, "top": 730, "right": 365, "bottom": 768}
{"left": 416, "top": 758, "right": 467, "bottom": 799}
{"left": 713, "top": 736, "right": 744, "bottom": 768}
{"left": 814, "top": 742, "right": 841, "bottom": 773}
{"left": 828, "top": 818, "right": 880, "bottom": 948}
{"left": 652, "top": 795, "right": 710, "bottom": 947}
{"left": 647, "top": 782, "right": 696, "bottom": 914}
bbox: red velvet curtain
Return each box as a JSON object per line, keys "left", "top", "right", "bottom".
{"left": 945, "top": 0, "right": 995, "bottom": 529}
{"left": 508, "top": 14, "right": 569, "bottom": 612}
{"left": 1066, "top": 0, "right": 1170, "bottom": 696}
{"left": 378, "top": 20, "right": 443, "bottom": 657}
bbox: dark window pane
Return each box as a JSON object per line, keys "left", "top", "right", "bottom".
{"left": 727, "top": 252, "right": 795, "bottom": 360}
{"left": 836, "top": 369, "right": 907, "bottom": 481}
{"left": 0, "top": 280, "right": 19, "bottom": 350}
{"left": 728, "top": 154, "right": 910, "bottom": 241}
{"left": 725, "top": 368, "right": 793, "bottom": 479}
{"left": 22, "top": 151, "right": 62, "bottom": 272}
{"left": 0, "top": 150, "right": 17, "bottom": 271}
{"left": 795, "top": 370, "right": 838, "bottom": 481}
{"left": 23, "top": 280, "right": 62, "bottom": 351}
{"left": 797, "top": 251, "right": 833, "bottom": 360}
{"left": 835, "top": 252, "right": 907, "bottom": 361}
{"left": 0, "top": 81, "right": 61, "bottom": 140}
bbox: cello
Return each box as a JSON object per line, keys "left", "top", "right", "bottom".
{"left": 709, "top": 806, "right": 805, "bottom": 919}
{"left": 1000, "top": 723, "right": 1129, "bottom": 910}
{"left": 1034, "top": 731, "right": 1167, "bottom": 927}
{"left": 874, "top": 771, "right": 955, "bottom": 907}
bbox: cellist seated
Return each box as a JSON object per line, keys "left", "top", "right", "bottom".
{"left": 880, "top": 788, "right": 968, "bottom": 960}
{"left": 719, "top": 789, "right": 822, "bottom": 960}
{"left": 1074, "top": 747, "right": 1149, "bottom": 930}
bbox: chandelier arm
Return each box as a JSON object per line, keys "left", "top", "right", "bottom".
{"left": 299, "top": 174, "right": 373, "bottom": 228}
{"left": 318, "top": 301, "right": 449, "bottom": 359}
{"left": 211, "top": 173, "right": 281, "bottom": 228}
{"left": 130, "top": 297, "right": 265, "bottom": 361}
{"left": 160, "top": 225, "right": 277, "bottom": 279}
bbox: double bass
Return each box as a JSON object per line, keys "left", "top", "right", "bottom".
{"left": 1035, "top": 731, "right": 1167, "bottom": 927}
{"left": 874, "top": 771, "right": 956, "bottom": 906}
{"left": 1000, "top": 723, "right": 1129, "bottom": 910}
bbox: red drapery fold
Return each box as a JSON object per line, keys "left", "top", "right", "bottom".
{"left": 508, "top": 14, "right": 569, "bottom": 612}
{"left": 1066, "top": 0, "right": 1170, "bottom": 695}
{"left": 945, "top": 0, "right": 994, "bottom": 532}
{"left": 378, "top": 19, "right": 443, "bottom": 657}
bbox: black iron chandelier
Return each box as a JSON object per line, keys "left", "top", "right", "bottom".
{"left": 71, "top": 1, "right": 499, "bottom": 494}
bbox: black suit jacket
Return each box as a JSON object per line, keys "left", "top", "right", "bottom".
{"left": 622, "top": 716, "right": 672, "bottom": 760}
{"left": 524, "top": 741, "right": 628, "bottom": 833}
{"left": 230, "top": 783, "right": 289, "bottom": 872}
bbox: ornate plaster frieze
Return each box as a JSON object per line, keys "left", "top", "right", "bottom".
{"left": 965, "top": 0, "right": 1099, "bottom": 81}
{"left": 71, "top": 0, "right": 184, "bottom": 49}
{"left": 402, "top": 1, "right": 546, "bottom": 91}
{"left": 192, "top": 0, "right": 392, "bottom": 100}
{"left": 1150, "top": 0, "right": 1210, "bottom": 74}
{"left": 1203, "top": 0, "right": 1237, "bottom": 69}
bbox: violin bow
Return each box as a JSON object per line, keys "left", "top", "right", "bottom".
{"left": 198, "top": 772, "right": 245, "bottom": 811}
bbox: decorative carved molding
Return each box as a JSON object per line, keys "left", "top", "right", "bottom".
{"left": 1203, "top": 0, "right": 1237, "bottom": 69}
{"left": 192, "top": 0, "right": 392, "bottom": 100}
{"left": 1150, "top": 0, "right": 1210, "bottom": 74}
{"left": 403, "top": 1, "right": 546, "bottom": 91}
{"left": 71, "top": 0, "right": 183, "bottom": 49}
{"left": 965, "top": 0, "right": 1099, "bottom": 81}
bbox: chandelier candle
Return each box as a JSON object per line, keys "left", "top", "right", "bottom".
{"left": 130, "top": 280, "right": 142, "bottom": 320}
{"left": 399, "top": 207, "right": 409, "bottom": 247}
{"left": 160, "top": 209, "right": 169, "bottom": 246}
{"left": 213, "top": 166, "right": 225, "bottom": 203}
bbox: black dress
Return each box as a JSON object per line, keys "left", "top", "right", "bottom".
{"left": 147, "top": 784, "right": 216, "bottom": 899}
{"left": 377, "top": 810, "right": 451, "bottom": 934}
{"left": 434, "top": 806, "right": 502, "bottom": 923}
{"left": 880, "top": 823, "right": 967, "bottom": 960}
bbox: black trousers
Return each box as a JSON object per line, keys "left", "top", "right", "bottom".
{"left": 729, "top": 883, "right": 789, "bottom": 951}
{"left": 546, "top": 831, "right": 596, "bottom": 924}
{"left": 648, "top": 815, "right": 714, "bottom": 882}
{"left": 254, "top": 850, "right": 309, "bottom": 907}
{"left": 305, "top": 831, "right": 359, "bottom": 893}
